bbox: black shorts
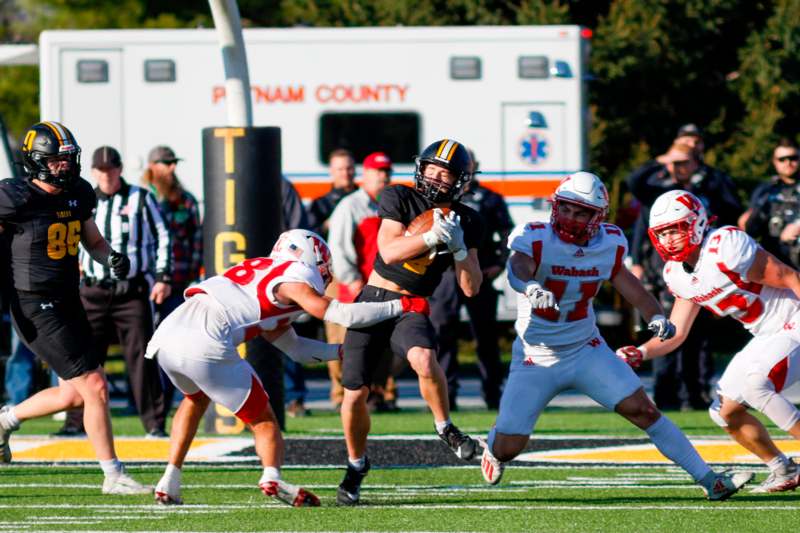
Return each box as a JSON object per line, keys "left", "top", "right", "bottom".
{"left": 341, "top": 285, "right": 436, "bottom": 390}
{"left": 10, "top": 290, "right": 98, "bottom": 380}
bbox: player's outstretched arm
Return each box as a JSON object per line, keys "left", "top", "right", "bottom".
{"left": 616, "top": 297, "right": 701, "bottom": 368}
{"left": 276, "top": 281, "right": 429, "bottom": 328}
{"left": 747, "top": 247, "right": 800, "bottom": 299}
{"left": 262, "top": 325, "right": 340, "bottom": 364}
{"left": 454, "top": 248, "right": 482, "bottom": 297}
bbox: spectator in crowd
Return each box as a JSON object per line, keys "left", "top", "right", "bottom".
{"left": 59, "top": 145, "right": 172, "bottom": 437}
{"left": 143, "top": 146, "right": 203, "bottom": 321}
{"left": 307, "top": 149, "right": 357, "bottom": 236}
{"left": 143, "top": 146, "right": 202, "bottom": 413}
{"left": 327, "top": 152, "right": 397, "bottom": 411}
{"left": 429, "top": 151, "right": 514, "bottom": 410}
{"left": 740, "top": 139, "right": 800, "bottom": 268}
{"left": 627, "top": 135, "right": 742, "bottom": 410}
{"left": 0, "top": 122, "right": 149, "bottom": 493}
{"left": 674, "top": 123, "right": 705, "bottom": 160}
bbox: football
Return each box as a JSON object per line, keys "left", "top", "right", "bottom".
{"left": 405, "top": 207, "right": 452, "bottom": 236}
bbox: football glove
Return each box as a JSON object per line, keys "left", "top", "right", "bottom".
{"left": 400, "top": 295, "right": 430, "bottom": 315}
{"left": 524, "top": 281, "right": 559, "bottom": 310}
{"left": 441, "top": 211, "right": 468, "bottom": 261}
{"left": 108, "top": 251, "right": 130, "bottom": 280}
{"left": 422, "top": 208, "right": 453, "bottom": 249}
{"left": 647, "top": 314, "right": 676, "bottom": 341}
{"left": 616, "top": 346, "right": 645, "bottom": 369}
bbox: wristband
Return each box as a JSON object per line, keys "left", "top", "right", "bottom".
{"left": 453, "top": 248, "right": 467, "bottom": 262}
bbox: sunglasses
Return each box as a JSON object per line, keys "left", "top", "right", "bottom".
{"left": 776, "top": 155, "right": 800, "bottom": 163}
{"left": 156, "top": 159, "right": 178, "bottom": 165}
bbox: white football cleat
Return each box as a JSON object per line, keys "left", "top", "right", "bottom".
{"left": 259, "top": 478, "right": 320, "bottom": 507}
{"left": 154, "top": 474, "right": 183, "bottom": 505}
{"left": 751, "top": 460, "right": 800, "bottom": 493}
{"left": 0, "top": 405, "right": 19, "bottom": 464}
{"left": 703, "top": 470, "right": 753, "bottom": 501}
{"left": 102, "top": 469, "right": 153, "bottom": 495}
{"left": 481, "top": 445, "right": 505, "bottom": 485}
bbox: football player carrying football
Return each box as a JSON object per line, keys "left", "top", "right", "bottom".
{"left": 336, "top": 139, "right": 484, "bottom": 505}
{"left": 480, "top": 173, "right": 752, "bottom": 501}
{"left": 618, "top": 189, "right": 800, "bottom": 493}
{"left": 147, "top": 229, "right": 429, "bottom": 506}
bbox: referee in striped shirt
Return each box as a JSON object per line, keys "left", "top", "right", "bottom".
{"left": 60, "top": 146, "right": 172, "bottom": 437}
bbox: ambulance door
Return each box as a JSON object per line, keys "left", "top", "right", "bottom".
{"left": 58, "top": 49, "right": 123, "bottom": 176}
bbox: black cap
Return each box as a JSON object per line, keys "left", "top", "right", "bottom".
{"left": 676, "top": 123, "right": 702, "bottom": 139}
{"left": 92, "top": 146, "right": 122, "bottom": 168}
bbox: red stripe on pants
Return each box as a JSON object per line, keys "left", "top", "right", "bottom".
{"left": 235, "top": 375, "right": 270, "bottom": 424}
{"left": 768, "top": 357, "right": 789, "bottom": 393}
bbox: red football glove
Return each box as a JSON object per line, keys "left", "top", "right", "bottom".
{"left": 616, "top": 346, "right": 644, "bottom": 369}
{"left": 400, "top": 295, "right": 430, "bottom": 315}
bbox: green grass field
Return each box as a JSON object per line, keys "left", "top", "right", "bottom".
{"left": 2, "top": 407, "right": 797, "bottom": 532}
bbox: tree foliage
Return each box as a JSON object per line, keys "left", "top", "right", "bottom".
{"left": 0, "top": 0, "right": 798, "bottom": 200}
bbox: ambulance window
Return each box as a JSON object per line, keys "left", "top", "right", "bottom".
{"left": 518, "top": 56, "right": 550, "bottom": 79}
{"left": 319, "top": 112, "right": 420, "bottom": 165}
{"left": 450, "top": 57, "right": 481, "bottom": 80}
{"left": 145, "top": 59, "right": 176, "bottom": 83}
{"left": 77, "top": 60, "right": 108, "bottom": 83}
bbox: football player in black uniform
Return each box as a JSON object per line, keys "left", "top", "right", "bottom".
{"left": 0, "top": 121, "right": 150, "bottom": 494}
{"left": 337, "top": 139, "right": 485, "bottom": 505}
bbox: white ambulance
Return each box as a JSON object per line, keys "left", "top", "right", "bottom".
{"left": 38, "top": 25, "right": 590, "bottom": 224}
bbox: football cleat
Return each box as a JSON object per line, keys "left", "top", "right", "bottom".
{"left": 481, "top": 445, "right": 505, "bottom": 485}
{"left": 703, "top": 470, "right": 754, "bottom": 501}
{"left": 437, "top": 423, "right": 477, "bottom": 461}
{"left": 0, "top": 405, "right": 19, "bottom": 463}
{"left": 750, "top": 460, "right": 800, "bottom": 493}
{"left": 336, "top": 457, "right": 370, "bottom": 506}
{"left": 102, "top": 469, "right": 153, "bottom": 495}
{"left": 259, "top": 478, "right": 320, "bottom": 507}
{"left": 154, "top": 473, "right": 183, "bottom": 505}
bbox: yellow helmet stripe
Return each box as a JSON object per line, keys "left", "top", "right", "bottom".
{"left": 40, "top": 121, "right": 65, "bottom": 143}
{"left": 435, "top": 139, "right": 459, "bottom": 162}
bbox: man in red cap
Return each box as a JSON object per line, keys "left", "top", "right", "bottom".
{"left": 326, "top": 152, "right": 395, "bottom": 410}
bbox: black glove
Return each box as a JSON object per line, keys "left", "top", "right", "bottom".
{"left": 108, "top": 251, "right": 130, "bottom": 280}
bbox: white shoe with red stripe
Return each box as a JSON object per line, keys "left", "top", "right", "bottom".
{"left": 154, "top": 474, "right": 183, "bottom": 505}
{"left": 259, "top": 478, "right": 320, "bottom": 507}
{"left": 481, "top": 445, "right": 505, "bottom": 485}
{"left": 751, "top": 460, "right": 800, "bottom": 493}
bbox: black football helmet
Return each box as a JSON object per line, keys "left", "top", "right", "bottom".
{"left": 21, "top": 121, "right": 81, "bottom": 188}
{"left": 414, "top": 139, "right": 473, "bottom": 203}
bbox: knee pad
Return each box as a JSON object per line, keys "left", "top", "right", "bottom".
{"left": 708, "top": 399, "right": 728, "bottom": 428}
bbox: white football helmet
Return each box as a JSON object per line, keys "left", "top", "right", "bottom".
{"left": 550, "top": 171, "right": 609, "bottom": 244}
{"left": 648, "top": 190, "right": 709, "bottom": 262}
{"left": 270, "top": 229, "right": 333, "bottom": 287}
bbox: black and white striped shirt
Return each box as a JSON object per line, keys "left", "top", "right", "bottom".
{"left": 79, "top": 178, "right": 172, "bottom": 282}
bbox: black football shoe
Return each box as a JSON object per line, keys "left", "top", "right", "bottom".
{"left": 336, "top": 457, "right": 371, "bottom": 506}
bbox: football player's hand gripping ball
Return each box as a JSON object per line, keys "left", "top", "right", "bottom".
{"left": 421, "top": 208, "right": 453, "bottom": 249}
{"left": 441, "top": 211, "right": 467, "bottom": 261}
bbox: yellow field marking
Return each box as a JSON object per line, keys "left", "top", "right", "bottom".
{"left": 520, "top": 439, "right": 800, "bottom": 463}
{"left": 10, "top": 437, "right": 252, "bottom": 462}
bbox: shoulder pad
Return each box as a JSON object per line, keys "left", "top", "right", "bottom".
{"left": 0, "top": 178, "right": 32, "bottom": 206}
